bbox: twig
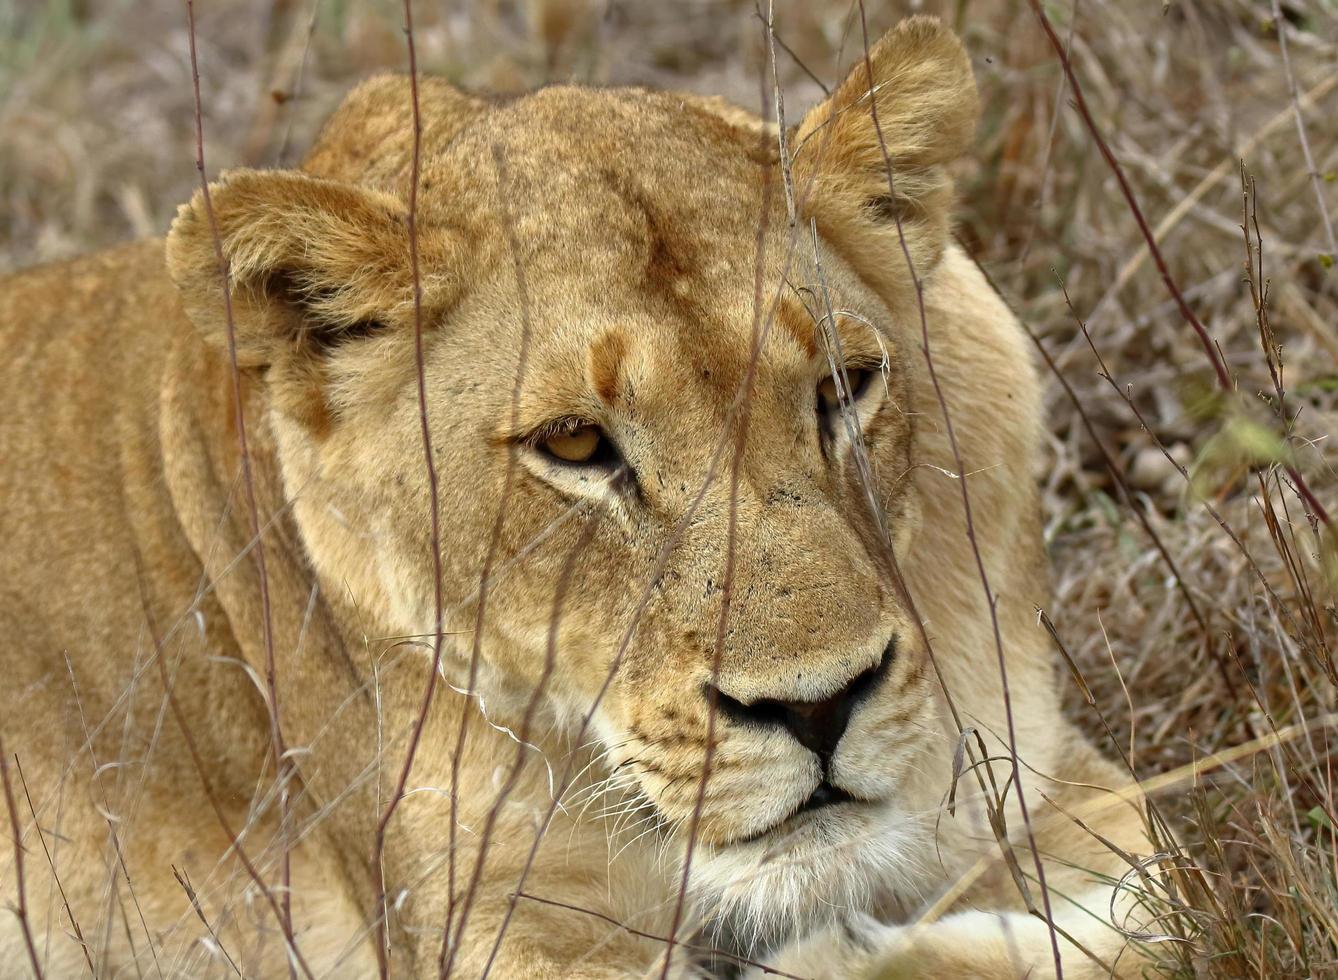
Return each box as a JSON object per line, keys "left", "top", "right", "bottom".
{"left": 1061, "top": 280, "right": 1319, "bottom": 669}
{"left": 440, "top": 140, "right": 533, "bottom": 977}
{"left": 783, "top": 0, "right": 998, "bottom": 908}
{"left": 2, "top": 741, "right": 44, "bottom": 979}
{"left": 13, "top": 758, "right": 95, "bottom": 977}
{"left": 481, "top": 178, "right": 809, "bottom": 980}
{"left": 753, "top": 5, "right": 827, "bottom": 97}
{"left": 1026, "top": 0, "right": 1229, "bottom": 391}
{"left": 59, "top": 656, "right": 162, "bottom": 980}
{"left": 183, "top": 1, "right": 295, "bottom": 957}
{"left": 994, "top": 257, "right": 1240, "bottom": 695}
{"left": 371, "top": 2, "right": 441, "bottom": 975}
{"left": 1269, "top": 0, "right": 1337, "bottom": 261}
{"left": 136, "top": 562, "right": 315, "bottom": 980}
{"left": 757, "top": 1, "right": 795, "bottom": 225}
{"left": 1026, "top": 0, "right": 1330, "bottom": 529}
{"left": 444, "top": 514, "right": 601, "bottom": 975}
{"left": 1091, "top": 69, "right": 1338, "bottom": 323}
{"left": 172, "top": 866, "right": 244, "bottom": 978}
{"left": 855, "top": 3, "right": 1065, "bottom": 973}
{"left": 276, "top": 0, "right": 324, "bottom": 166}
{"left": 659, "top": 19, "right": 777, "bottom": 971}
{"left": 1019, "top": 0, "right": 1077, "bottom": 265}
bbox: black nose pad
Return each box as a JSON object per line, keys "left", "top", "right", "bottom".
{"left": 770, "top": 687, "right": 856, "bottom": 761}
{"left": 709, "top": 636, "right": 895, "bottom": 767}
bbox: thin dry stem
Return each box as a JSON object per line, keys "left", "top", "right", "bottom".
{"left": 1268, "top": 0, "right": 1337, "bottom": 261}
{"left": 1026, "top": 0, "right": 1330, "bottom": 529}
{"left": 2, "top": 740, "right": 44, "bottom": 980}
{"left": 12, "top": 757, "right": 94, "bottom": 977}
{"left": 371, "top": 3, "right": 441, "bottom": 975}
{"left": 856, "top": 1, "right": 1064, "bottom": 971}
{"left": 183, "top": 0, "right": 294, "bottom": 962}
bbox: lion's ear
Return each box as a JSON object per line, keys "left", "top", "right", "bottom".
{"left": 166, "top": 169, "right": 458, "bottom": 367}
{"left": 790, "top": 16, "right": 978, "bottom": 284}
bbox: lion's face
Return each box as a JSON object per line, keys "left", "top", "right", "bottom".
{"left": 167, "top": 18, "right": 977, "bottom": 943}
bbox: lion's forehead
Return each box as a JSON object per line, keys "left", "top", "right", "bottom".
{"left": 403, "top": 85, "right": 892, "bottom": 451}
{"left": 506, "top": 270, "right": 830, "bottom": 418}
{"left": 413, "top": 88, "right": 774, "bottom": 255}
{"left": 451, "top": 227, "right": 878, "bottom": 451}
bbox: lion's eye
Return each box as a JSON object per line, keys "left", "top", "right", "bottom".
{"left": 540, "top": 425, "right": 606, "bottom": 464}
{"left": 817, "top": 368, "right": 872, "bottom": 412}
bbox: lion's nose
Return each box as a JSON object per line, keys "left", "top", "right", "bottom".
{"left": 709, "top": 638, "right": 895, "bottom": 765}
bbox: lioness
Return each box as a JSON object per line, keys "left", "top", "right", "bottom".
{"left": 1, "top": 17, "right": 1159, "bottom": 979}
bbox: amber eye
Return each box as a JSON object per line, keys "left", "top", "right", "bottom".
{"left": 818, "top": 368, "right": 872, "bottom": 412}
{"left": 540, "top": 424, "right": 606, "bottom": 464}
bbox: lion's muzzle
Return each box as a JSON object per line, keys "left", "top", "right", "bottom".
{"left": 704, "top": 635, "right": 896, "bottom": 828}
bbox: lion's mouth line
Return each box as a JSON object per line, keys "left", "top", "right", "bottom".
{"left": 726, "top": 780, "right": 869, "bottom": 847}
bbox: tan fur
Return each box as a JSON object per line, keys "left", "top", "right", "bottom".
{"left": 1, "top": 18, "right": 1157, "bottom": 979}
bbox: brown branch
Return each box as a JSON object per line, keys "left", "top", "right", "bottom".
{"left": 1268, "top": 0, "right": 1337, "bottom": 260}
{"left": 1026, "top": 0, "right": 1330, "bottom": 529}
{"left": 58, "top": 655, "right": 163, "bottom": 980}
{"left": 1025, "top": 0, "right": 1229, "bottom": 391}
{"left": 136, "top": 560, "right": 315, "bottom": 980}
{"left": 13, "top": 757, "right": 94, "bottom": 977}
{"left": 479, "top": 450, "right": 731, "bottom": 973}
{"left": 481, "top": 192, "right": 812, "bottom": 980}
{"left": 984, "top": 256, "right": 1239, "bottom": 696}
{"left": 440, "top": 140, "right": 534, "bottom": 976}
{"left": 659, "top": 24, "right": 778, "bottom": 971}
{"left": 443, "top": 512, "right": 600, "bottom": 974}
{"left": 767, "top": 0, "right": 1005, "bottom": 936}
{"left": 855, "top": 3, "right": 1065, "bottom": 973}
{"left": 183, "top": 1, "right": 294, "bottom": 957}
{"left": 1060, "top": 279, "right": 1321, "bottom": 673}
{"left": 752, "top": 4, "right": 828, "bottom": 97}
{"left": 1034, "top": 611, "right": 1186, "bottom": 862}
{"left": 371, "top": 2, "right": 442, "bottom": 975}
{"left": 2, "top": 741, "right": 44, "bottom": 979}
{"left": 275, "top": 0, "right": 324, "bottom": 166}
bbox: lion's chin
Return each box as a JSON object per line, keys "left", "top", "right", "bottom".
{"left": 687, "top": 801, "right": 930, "bottom": 954}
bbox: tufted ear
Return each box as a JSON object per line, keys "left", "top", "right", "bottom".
{"left": 166, "top": 168, "right": 461, "bottom": 368}
{"left": 790, "top": 16, "right": 978, "bottom": 285}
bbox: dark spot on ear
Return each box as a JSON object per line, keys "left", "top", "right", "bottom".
{"left": 262, "top": 269, "right": 389, "bottom": 355}
{"left": 337, "top": 317, "right": 389, "bottom": 345}
{"left": 297, "top": 316, "right": 389, "bottom": 355}
{"left": 865, "top": 194, "right": 902, "bottom": 223}
{"left": 262, "top": 269, "right": 309, "bottom": 308}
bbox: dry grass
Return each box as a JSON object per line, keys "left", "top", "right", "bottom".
{"left": 3, "top": 0, "right": 1336, "bottom": 976}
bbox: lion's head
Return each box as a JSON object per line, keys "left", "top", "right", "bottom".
{"left": 167, "top": 16, "right": 979, "bottom": 947}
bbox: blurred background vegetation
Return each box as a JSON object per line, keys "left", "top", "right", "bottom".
{"left": 2, "top": 0, "right": 1336, "bottom": 974}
